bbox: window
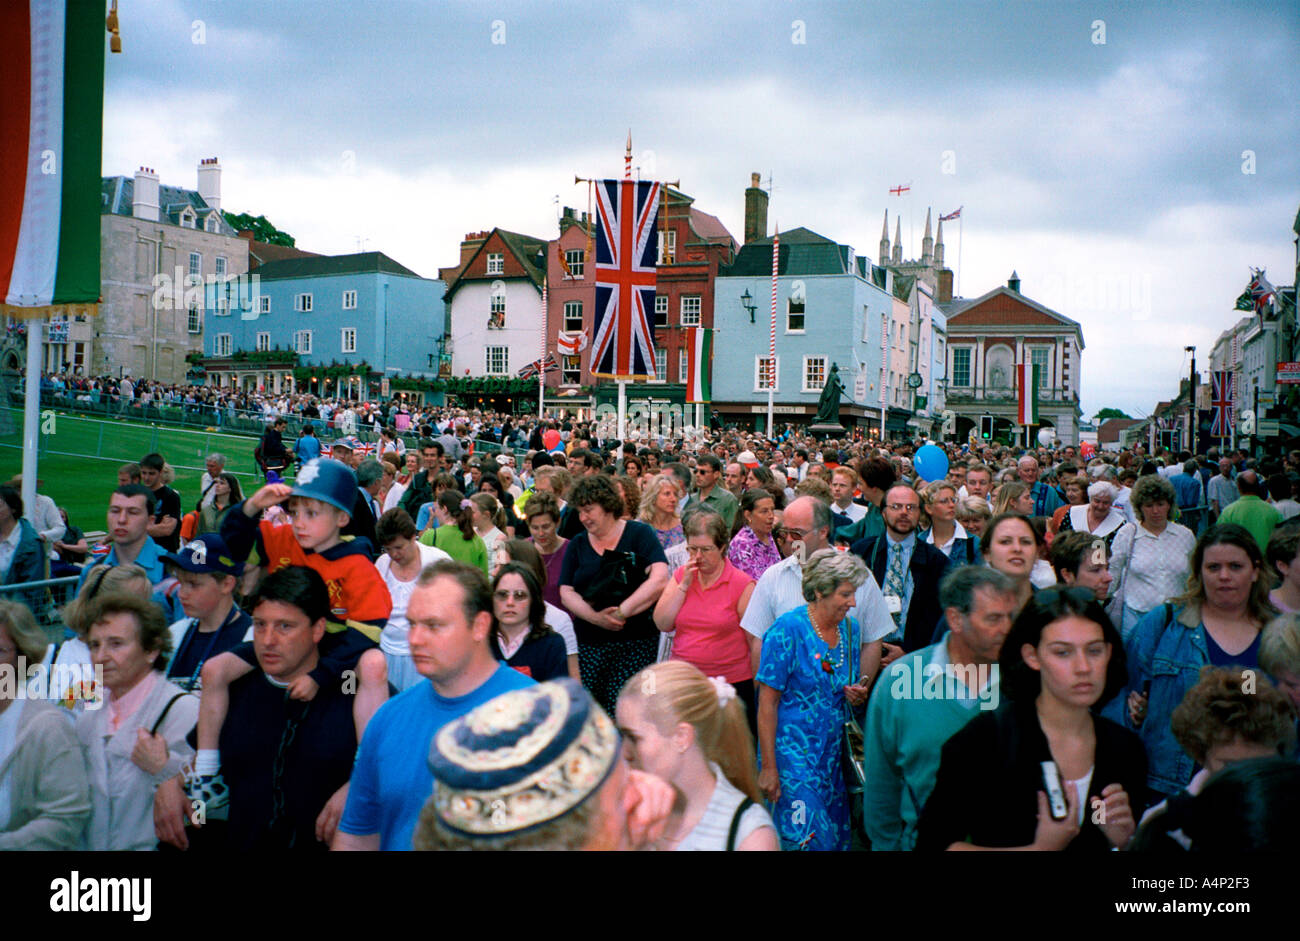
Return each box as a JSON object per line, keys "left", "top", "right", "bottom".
{"left": 489, "top": 293, "right": 506, "bottom": 329}
{"left": 654, "top": 295, "right": 668, "bottom": 328}
{"left": 485, "top": 346, "right": 508, "bottom": 375}
{"left": 259, "top": 295, "right": 271, "bottom": 314}
{"left": 73, "top": 342, "right": 85, "bottom": 369}
{"left": 654, "top": 348, "right": 667, "bottom": 381}
{"left": 215, "top": 296, "right": 229, "bottom": 317}
{"left": 341, "top": 328, "right": 356, "bottom": 353}
{"left": 787, "top": 297, "right": 805, "bottom": 333}
{"left": 342, "top": 290, "right": 357, "bottom": 310}
{"left": 863, "top": 305, "right": 871, "bottom": 342}
{"left": 189, "top": 252, "right": 202, "bottom": 278}
{"left": 562, "top": 354, "right": 581, "bottom": 385}
{"left": 294, "top": 293, "right": 313, "bottom": 312}
{"left": 679, "top": 349, "right": 688, "bottom": 384}
{"left": 564, "top": 249, "right": 584, "bottom": 278}
{"left": 680, "top": 295, "right": 701, "bottom": 326}
{"left": 256, "top": 332, "right": 270, "bottom": 352}
{"left": 295, "top": 330, "right": 313, "bottom": 354}
{"left": 215, "top": 333, "right": 232, "bottom": 356}
{"left": 952, "top": 347, "right": 972, "bottom": 386}
{"left": 802, "top": 356, "right": 827, "bottom": 393}
{"left": 563, "top": 301, "right": 583, "bottom": 332}
{"left": 755, "top": 356, "right": 778, "bottom": 392}
{"left": 187, "top": 303, "right": 201, "bottom": 334}
{"left": 181, "top": 209, "right": 196, "bottom": 229}
{"left": 1029, "top": 346, "right": 1051, "bottom": 388}
{"left": 215, "top": 256, "right": 227, "bottom": 278}
{"left": 486, "top": 253, "right": 504, "bottom": 275}
{"left": 658, "top": 230, "right": 676, "bottom": 265}
{"left": 204, "top": 213, "right": 216, "bottom": 233}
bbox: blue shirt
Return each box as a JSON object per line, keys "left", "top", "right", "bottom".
{"left": 77, "top": 536, "right": 168, "bottom": 589}
{"left": 1169, "top": 472, "right": 1204, "bottom": 510}
{"left": 338, "top": 663, "right": 534, "bottom": 850}
{"left": 295, "top": 435, "right": 322, "bottom": 464}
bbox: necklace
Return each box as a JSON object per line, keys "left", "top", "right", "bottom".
{"left": 807, "top": 604, "right": 845, "bottom": 674}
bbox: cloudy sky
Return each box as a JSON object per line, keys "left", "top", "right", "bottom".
{"left": 103, "top": 0, "right": 1299, "bottom": 418}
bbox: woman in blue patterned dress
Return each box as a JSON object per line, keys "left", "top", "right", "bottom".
{"left": 756, "top": 549, "right": 872, "bottom": 851}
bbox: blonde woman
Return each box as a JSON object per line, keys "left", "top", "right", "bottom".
{"left": 616, "top": 661, "right": 777, "bottom": 851}
{"left": 470, "top": 492, "right": 507, "bottom": 562}
{"left": 640, "top": 473, "right": 685, "bottom": 551}
{"left": 992, "top": 481, "right": 1034, "bottom": 517}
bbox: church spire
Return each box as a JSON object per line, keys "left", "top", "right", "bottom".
{"left": 892, "top": 216, "right": 902, "bottom": 264}
{"left": 934, "top": 217, "right": 945, "bottom": 268}
{"left": 921, "top": 207, "right": 933, "bottom": 265}
{"left": 879, "top": 209, "right": 890, "bottom": 265}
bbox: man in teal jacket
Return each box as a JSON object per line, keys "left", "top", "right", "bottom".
{"left": 861, "top": 566, "right": 1017, "bottom": 850}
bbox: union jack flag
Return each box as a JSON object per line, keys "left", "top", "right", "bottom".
{"left": 1210, "top": 370, "right": 1235, "bottom": 438}
{"left": 591, "top": 178, "right": 660, "bottom": 379}
{"left": 518, "top": 353, "right": 559, "bottom": 379}
{"left": 1249, "top": 268, "right": 1277, "bottom": 316}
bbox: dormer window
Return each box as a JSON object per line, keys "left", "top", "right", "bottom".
{"left": 180, "top": 208, "right": 196, "bottom": 228}
{"left": 204, "top": 213, "right": 216, "bottom": 232}
{"left": 486, "top": 253, "right": 504, "bottom": 275}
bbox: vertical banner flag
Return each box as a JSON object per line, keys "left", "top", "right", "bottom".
{"left": 1, "top": 0, "right": 105, "bottom": 314}
{"left": 590, "top": 178, "right": 660, "bottom": 378}
{"left": 1210, "top": 370, "right": 1235, "bottom": 438}
{"left": 685, "top": 327, "right": 713, "bottom": 404}
{"left": 1016, "top": 362, "right": 1039, "bottom": 425}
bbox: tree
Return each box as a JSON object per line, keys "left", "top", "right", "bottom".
{"left": 1095, "top": 407, "right": 1131, "bottom": 420}
{"left": 222, "top": 211, "right": 295, "bottom": 246}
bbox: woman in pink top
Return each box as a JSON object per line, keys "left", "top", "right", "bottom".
{"left": 654, "top": 509, "right": 757, "bottom": 730}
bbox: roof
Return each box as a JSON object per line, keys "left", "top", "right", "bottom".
{"left": 101, "top": 175, "right": 239, "bottom": 235}
{"left": 892, "top": 274, "right": 915, "bottom": 302}
{"left": 495, "top": 230, "right": 548, "bottom": 285}
{"left": 687, "top": 208, "right": 737, "bottom": 250}
{"left": 246, "top": 238, "right": 321, "bottom": 269}
{"left": 1097, "top": 418, "right": 1140, "bottom": 444}
{"left": 719, "top": 227, "right": 854, "bottom": 278}
{"left": 944, "top": 285, "right": 1084, "bottom": 346}
{"left": 252, "top": 251, "right": 425, "bottom": 281}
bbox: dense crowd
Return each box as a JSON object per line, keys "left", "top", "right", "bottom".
{"left": 3, "top": 400, "right": 1300, "bottom": 852}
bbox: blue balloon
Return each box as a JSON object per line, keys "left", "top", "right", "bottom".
{"left": 913, "top": 444, "right": 949, "bottom": 483}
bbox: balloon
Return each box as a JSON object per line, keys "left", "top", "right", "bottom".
{"left": 1037, "top": 427, "right": 1057, "bottom": 447}
{"left": 913, "top": 444, "right": 949, "bottom": 483}
{"left": 1080, "top": 440, "right": 1096, "bottom": 458}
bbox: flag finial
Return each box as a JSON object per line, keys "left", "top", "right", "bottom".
{"left": 624, "top": 131, "right": 632, "bottom": 180}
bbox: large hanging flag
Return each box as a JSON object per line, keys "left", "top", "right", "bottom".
{"left": 1016, "top": 362, "right": 1039, "bottom": 425}
{"left": 1248, "top": 268, "right": 1277, "bottom": 317}
{"left": 684, "top": 327, "right": 713, "bottom": 404}
{"left": 590, "top": 178, "right": 661, "bottom": 378}
{"left": 557, "top": 330, "right": 589, "bottom": 356}
{"left": 1, "top": 0, "right": 105, "bottom": 315}
{"left": 1210, "top": 370, "right": 1235, "bottom": 438}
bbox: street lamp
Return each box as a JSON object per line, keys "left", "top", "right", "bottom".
{"left": 740, "top": 289, "right": 756, "bottom": 324}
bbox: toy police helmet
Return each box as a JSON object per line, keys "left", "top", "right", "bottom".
{"left": 290, "top": 458, "right": 357, "bottom": 515}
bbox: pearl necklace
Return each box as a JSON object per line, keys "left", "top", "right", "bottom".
{"left": 808, "top": 604, "right": 845, "bottom": 674}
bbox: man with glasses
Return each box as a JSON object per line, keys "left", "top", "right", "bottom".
{"left": 685, "top": 454, "right": 739, "bottom": 530}
{"left": 851, "top": 485, "right": 952, "bottom": 661}
{"left": 740, "top": 496, "right": 892, "bottom": 684}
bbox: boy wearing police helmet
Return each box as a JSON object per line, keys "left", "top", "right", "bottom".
{"left": 187, "top": 459, "right": 392, "bottom": 806}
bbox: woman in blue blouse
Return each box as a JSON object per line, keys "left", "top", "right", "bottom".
{"left": 756, "top": 549, "right": 872, "bottom": 851}
{"left": 1103, "top": 524, "right": 1279, "bottom": 800}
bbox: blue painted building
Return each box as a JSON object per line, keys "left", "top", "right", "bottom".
{"left": 201, "top": 251, "right": 445, "bottom": 400}
{"left": 712, "top": 228, "right": 895, "bottom": 433}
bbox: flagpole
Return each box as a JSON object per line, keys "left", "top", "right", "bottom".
{"left": 539, "top": 272, "right": 547, "bottom": 421}
{"left": 21, "top": 320, "right": 42, "bottom": 519}
{"left": 767, "top": 225, "right": 779, "bottom": 438}
{"left": 616, "top": 132, "right": 633, "bottom": 451}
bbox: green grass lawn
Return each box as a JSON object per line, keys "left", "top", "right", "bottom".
{"left": 0, "top": 407, "right": 269, "bottom": 534}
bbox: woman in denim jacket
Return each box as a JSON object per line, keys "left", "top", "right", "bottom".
{"left": 1103, "top": 524, "right": 1279, "bottom": 801}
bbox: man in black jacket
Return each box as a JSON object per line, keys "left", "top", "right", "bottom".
{"left": 399, "top": 439, "right": 444, "bottom": 517}
{"left": 852, "top": 484, "right": 951, "bottom": 657}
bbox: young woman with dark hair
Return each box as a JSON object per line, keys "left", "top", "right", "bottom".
{"left": 419, "top": 490, "right": 488, "bottom": 574}
{"left": 490, "top": 563, "right": 566, "bottom": 682}
{"left": 917, "top": 587, "right": 1146, "bottom": 852}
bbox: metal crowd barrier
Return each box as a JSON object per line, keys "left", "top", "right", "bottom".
{"left": 0, "top": 575, "right": 80, "bottom": 631}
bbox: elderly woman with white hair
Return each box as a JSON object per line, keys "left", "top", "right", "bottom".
{"left": 1107, "top": 474, "right": 1196, "bottom": 640}
{"left": 1058, "top": 480, "right": 1127, "bottom": 549}
{"left": 755, "top": 548, "right": 873, "bottom": 851}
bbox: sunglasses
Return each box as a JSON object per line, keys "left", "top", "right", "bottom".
{"left": 493, "top": 589, "right": 531, "bottom": 603}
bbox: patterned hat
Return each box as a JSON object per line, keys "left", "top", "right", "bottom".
{"left": 426, "top": 679, "right": 620, "bottom": 838}
{"left": 160, "top": 533, "right": 244, "bottom": 577}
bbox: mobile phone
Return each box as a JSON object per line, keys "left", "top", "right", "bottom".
{"left": 1141, "top": 680, "right": 1151, "bottom": 697}
{"left": 1041, "top": 761, "right": 1069, "bottom": 822}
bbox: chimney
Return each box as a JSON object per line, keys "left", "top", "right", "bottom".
{"left": 938, "top": 269, "right": 954, "bottom": 303}
{"left": 460, "top": 231, "right": 489, "bottom": 267}
{"left": 197, "top": 157, "right": 221, "bottom": 211}
{"left": 132, "top": 167, "right": 159, "bottom": 222}
{"left": 744, "top": 172, "right": 768, "bottom": 244}
{"left": 1008, "top": 271, "right": 1021, "bottom": 293}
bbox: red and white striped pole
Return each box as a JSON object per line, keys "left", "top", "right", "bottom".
{"left": 539, "top": 271, "right": 547, "bottom": 420}
{"left": 767, "top": 225, "right": 779, "bottom": 437}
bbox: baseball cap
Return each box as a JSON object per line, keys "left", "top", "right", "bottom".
{"left": 736, "top": 450, "right": 759, "bottom": 469}
{"left": 161, "top": 534, "right": 244, "bottom": 577}
{"left": 333, "top": 435, "right": 363, "bottom": 452}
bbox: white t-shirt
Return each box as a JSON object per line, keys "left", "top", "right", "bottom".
{"left": 376, "top": 542, "right": 452, "bottom": 656}
{"left": 544, "top": 601, "right": 578, "bottom": 657}
{"left": 674, "top": 765, "right": 774, "bottom": 851}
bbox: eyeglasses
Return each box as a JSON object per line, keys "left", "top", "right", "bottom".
{"left": 685, "top": 545, "right": 720, "bottom": 555}
{"left": 494, "top": 589, "right": 530, "bottom": 602}
{"left": 886, "top": 503, "right": 920, "bottom": 513}
{"left": 929, "top": 497, "right": 957, "bottom": 506}
{"left": 782, "top": 527, "right": 813, "bottom": 539}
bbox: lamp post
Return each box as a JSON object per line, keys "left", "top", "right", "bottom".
{"left": 740, "top": 289, "right": 756, "bottom": 324}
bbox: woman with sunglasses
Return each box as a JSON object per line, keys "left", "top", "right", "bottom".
{"left": 917, "top": 587, "right": 1145, "bottom": 851}
{"left": 491, "top": 562, "right": 567, "bottom": 682}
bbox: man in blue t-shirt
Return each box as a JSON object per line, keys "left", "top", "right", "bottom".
{"left": 334, "top": 560, "right": 534, "bottom": 851}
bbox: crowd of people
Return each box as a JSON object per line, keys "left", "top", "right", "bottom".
{"left": 3, "top": 398, "right": 1300, "bottom": 852}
